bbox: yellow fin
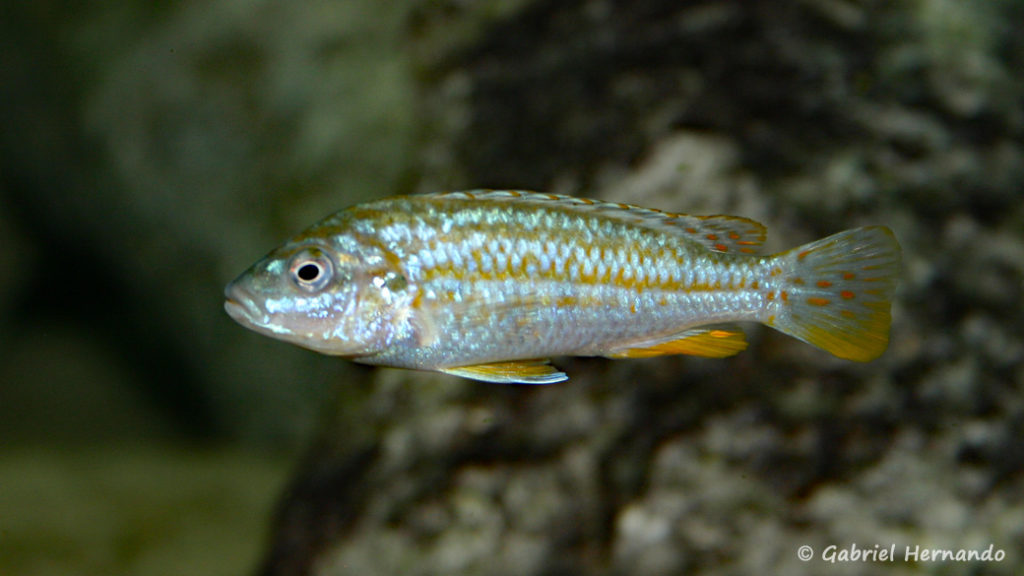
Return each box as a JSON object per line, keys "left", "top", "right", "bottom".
{"left": 440, "top": 359, "right": 567, "bottom": 384}
{"left": 605, "top": 328, "right": 748, "bottom": 359}
{"left": 771, "top": 226, "right": 901, "bottom": 361}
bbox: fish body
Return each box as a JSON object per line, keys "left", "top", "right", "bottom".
{"left": 224, "top": 190, "right": 901, "bottom": 383}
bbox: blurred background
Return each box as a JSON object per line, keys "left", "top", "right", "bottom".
{"left": 2, "top": 1, "right": 1023, "bottom": 575}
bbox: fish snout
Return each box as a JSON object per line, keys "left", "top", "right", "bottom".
{"left": 223, "top": 282, "right": 264, "bottom": 327}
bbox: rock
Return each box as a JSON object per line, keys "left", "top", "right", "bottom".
{"left": 258, "top": 1, "right": 1024, "bottom": 575}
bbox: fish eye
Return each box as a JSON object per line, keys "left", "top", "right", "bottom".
{"left": 297, "top": 262, "right": 321, "bottom": 281}
{"left": 289, "top": 249, "right": 334, "bottom": 292}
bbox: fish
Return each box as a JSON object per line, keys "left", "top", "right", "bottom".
{"left": 224, "top": 190, "right": 901, "bottom": 384}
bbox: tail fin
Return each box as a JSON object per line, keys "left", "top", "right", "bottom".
{"left": 768, "top": 227, "right": 901, "bottom": 361}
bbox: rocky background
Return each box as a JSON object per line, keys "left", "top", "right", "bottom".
{"left": 2, "top": 1, "right": 1022, "bottom": 575}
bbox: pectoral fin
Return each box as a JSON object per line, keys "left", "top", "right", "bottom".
{"left": 440, "top": 359, "right": 568, "bottom": 384}
{"left": 604, "top": 327, "right": 747, "bottom": 359}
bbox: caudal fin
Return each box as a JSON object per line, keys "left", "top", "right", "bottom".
{"left": 768, "top": 227, "right": 901, "bottom": 361}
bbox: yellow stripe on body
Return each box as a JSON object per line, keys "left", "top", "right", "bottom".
{"left": 334, "top": 195, "right": 773, "bottom": 333}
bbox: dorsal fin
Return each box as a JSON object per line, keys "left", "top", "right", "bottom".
{"left": 679, "top": 214, "right": 767, "bottom": 254}
{"left": 422, "top": 190, "right": 767, "bottom": 254}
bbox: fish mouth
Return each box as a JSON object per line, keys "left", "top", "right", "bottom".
{"left": 223, "top": 282, "right": 265, "bottom": 327}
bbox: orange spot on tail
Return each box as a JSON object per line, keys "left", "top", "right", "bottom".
{"left": 807, "top": 297, "right": 831, "bottom": 306}
{"left": 840, "top": 290, "right": 856, "bottom": 299}
{"left": 842, "top": 272, "right": 857, "bottom": 280}
{"left": 714, "top": 243, "right": 728, "bottom": 252}
{"left": 817, "top": 280, "right": 833, "bottom": 288}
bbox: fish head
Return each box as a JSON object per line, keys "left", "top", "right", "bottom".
{"left": 224, "top": 238, "right": 404, "bottom": 357}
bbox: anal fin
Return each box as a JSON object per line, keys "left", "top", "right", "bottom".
{"left": 604, "top": 327, "right": 747, "bottom": 359}
{"left": 440, "top": 359, "right": 568, "bottom": 384}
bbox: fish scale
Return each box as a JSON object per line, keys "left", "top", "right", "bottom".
{"left": 359, "top": 194, "right": 763, "bottom": 361}
{"left": 402, "top": 202, "right": 706, "bottom": 301}
{"left": 225, "top": 190, "right": 901, "bottom": 383}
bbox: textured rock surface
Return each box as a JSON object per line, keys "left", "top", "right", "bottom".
{"left": 2, "top": 1, "right": 1022, "bottom": 575}
{"left": 259, "top": 2, "right": 1024, "bottom": 576}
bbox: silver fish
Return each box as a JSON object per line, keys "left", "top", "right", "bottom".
{"left": 224, "top": 190, "right": 901, "bottom": 383}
